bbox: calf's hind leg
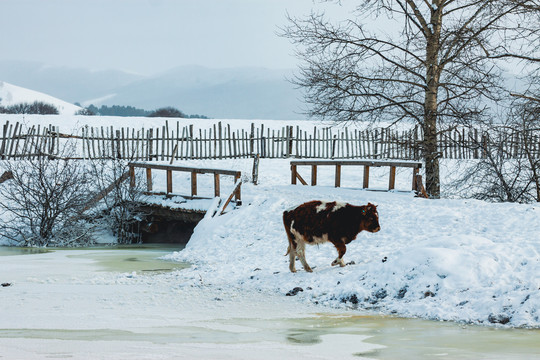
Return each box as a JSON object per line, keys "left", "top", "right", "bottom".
{"left": 283, "top": 221, "right": 298, "bottom": 273}
{"left": 295, "top": 241, "right": 313, "bottom": 272}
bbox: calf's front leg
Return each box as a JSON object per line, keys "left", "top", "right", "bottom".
{"left": 331, "top": 241, "right": 346, "bottom": 267}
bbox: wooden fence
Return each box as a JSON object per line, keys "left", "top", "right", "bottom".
{"left": 0, "top": 120, "right": 538, "bottom": 161}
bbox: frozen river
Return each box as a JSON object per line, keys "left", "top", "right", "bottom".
{"left": 0, "top": 246, "right": 539, "bottom": 359}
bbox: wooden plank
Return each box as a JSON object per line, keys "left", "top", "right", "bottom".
{"left": 227, "top": 124, "right": 232, "bottom": 158}
{"left": 291, "top": 164, "right": 297, "bottom": 185}
{"left": 234, "top": 172, "right": 241, "bottom": 202}
{"left": 219, "top": 178, "right": 242, "bottom": 215}
{"left": 5, "top": 123, "right": 13, "bottom": 158}
{"left": 129, "top": 162, "right": 241, "bottom": 176}
{"left": 122, "top": 127, "right": 126, "bottom": 158}
{"left": 311, "top": 165, "right": 317, "bottom": 186}
{"left": 180, "top": 127, "right": 186, "bottom": 160}
{"left": 146, "top": 168, "right": 153, "bottom": 191}
{"left": 170, "top": 144, "right": 178, "bottom": 164}
{"left": 21, "top": 125, "right": 32, "bottom": 159}
{"left": 191, "top": 171, "right": 197, "bottom": 196}
{"left": 232, "top": 130, "right": 237, "bottom": 158}
{"left": 115, "top": 129, "right": 122, "bottom": 159}
{"left": 0, "top": 121, "right": 8, "bottom": 159}
{"left": 218, "top": 121, "right": 223, "bottom": 159}
{"left": 295, "top": 171, "right": 308, "bottom": 186}
{"left": 250, "top": 122, "right": 255, "bottom": 156}
{"left": 335, "top": 164, "right": 341, "bottom": 188}
{"left": 176, "top": 121, "right": 180, "bottom": 160}
{"left": 389, "top": 166, "right": 396, "bottom": 190}
{"left": 214, "top": 173, "right": 220, "bottom": 197}
{"left": 85, "top": 170, "right": 130, "bottom": 212}
{"left": 290, "top": 159, "right": 422, "bottom": 168}
{"left": 167, "top": 169, "right": 173, "bottom": 194}
{"left": 129, "top": 166, "right": 135, "bottom": 188}
{"left": 12, "top": 122, "right": 21, "bottom": 157}
{"left": 165, "top": 121, "right": 169, "bottom": 161}
{"left": 189, "top": 124, "right": 194, "bottom": 159}
{"left": 155, "top": 127, "right": 160, "bottom": 160}
{"left": 363, "top": 166, "right": 370, "bottom": 189}
{"left": 252, "top": 153, "right": 259, "bottom": 184}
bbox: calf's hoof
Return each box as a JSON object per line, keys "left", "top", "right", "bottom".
{"left": 331, "top": 259, "right": 346, "bottom": 267}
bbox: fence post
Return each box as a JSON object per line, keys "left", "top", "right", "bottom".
{"left": 252, "top": 153, "right": 260, "bottom": 185}
{"left": 250, "top": 123, "right": 255, "bottom": 157}
{"left": 115, "top": 130, "right": 122, "bottom": 159}
{"left": 0, "top": 121, "right": 8, "bottom": 159}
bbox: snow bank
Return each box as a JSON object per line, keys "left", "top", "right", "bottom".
{"left": 165, "top": 176, "right": 540, "bottom": 328}
{"left": 0, "top": 82, "right": 82, "bottom": 115}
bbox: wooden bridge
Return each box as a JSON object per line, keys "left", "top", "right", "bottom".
{"left": 128, "top": 162, "right": 243, "bottom": 216}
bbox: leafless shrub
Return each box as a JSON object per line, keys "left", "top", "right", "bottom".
{"left": 453, "top": 97, "right": 540, "bottom": 203}
{"left": 0, "top": 147, "right": 93, "bottom": 246}
{"left": 86, "top": 156, "right": 148, "bottom": 244}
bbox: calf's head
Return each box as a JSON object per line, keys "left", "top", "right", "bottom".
{"left": 359, "top": 203, "right": 380, "bottom": 233}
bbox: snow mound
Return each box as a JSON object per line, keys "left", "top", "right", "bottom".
{"left": 165, "top": 183, "right": 540, "bottom": 328}
{"left": 0, "top": 81, "right": 81, "bottom": 115}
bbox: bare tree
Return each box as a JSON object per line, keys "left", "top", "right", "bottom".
{"left": 0, "top": 153, "right": 92, "bottom": 246}
{"left": 282, "top": 0, "right": 539, "bottom": 197}
{"left": 453, "top": 82, "right": 539, "bottom": 203}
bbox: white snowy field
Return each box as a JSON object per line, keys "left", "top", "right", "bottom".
{"left": 0, "top": 114, "right": 539, "bottom": 359}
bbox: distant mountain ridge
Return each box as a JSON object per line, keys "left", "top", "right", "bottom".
{"left": 0, "top": 61, "right": 306, "bottom": 119}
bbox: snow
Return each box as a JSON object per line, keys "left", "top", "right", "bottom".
{"left": 0, "top": 82, "right": 82, "bottom": 115}
{"left": 0, "top": 113, "right": 539, "bottom": 334}
{"left": 0, "top": 248, "right": 385, "bottom": 359}
{"left": 160, "top": 158, "right": 540, "bottom": 328}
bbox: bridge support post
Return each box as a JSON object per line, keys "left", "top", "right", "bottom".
{"left": 363, "top": 166, "right": 370, "bottom": 189}
{"left": 167, "top": 170, "right": 173, "bottom": 194}
{"left": 389, "top": 166, "right": 396, "bottom": 190}
{"left": 129, "top": 165, "right": 135, "bottom": 188}
{"left": 214, "top": 173, "right": 220, "bottom": 197}
{"left": 191, "top": 172, "right": 197, "bottom": 196}
{"left": 335, "top": 164, "right": 341, "bottom": 188}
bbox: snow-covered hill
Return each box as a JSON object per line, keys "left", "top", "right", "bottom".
{"left": 0, "top": 81, "right": 82, "bottom": 115}
{"left": 160, "top": 158, "right": 540, "bottom": 328}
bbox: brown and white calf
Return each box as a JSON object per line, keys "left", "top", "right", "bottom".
{"left": 283, "top": 201, "right": 380, "bottom": 272}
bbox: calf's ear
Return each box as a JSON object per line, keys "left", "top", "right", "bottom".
{"left": 366, "top": 203, "right": 378, "bottom": 211}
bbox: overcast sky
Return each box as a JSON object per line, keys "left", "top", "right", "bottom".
{"left": 1, "top": 0, "right": 355, "bottom": 75}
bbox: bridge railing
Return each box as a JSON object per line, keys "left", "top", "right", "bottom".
{"left": 128, "top": 162, "right": 242, "bottom": 212}
{"left": 290, "top": 159, "right": 426, "bottom": 196}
